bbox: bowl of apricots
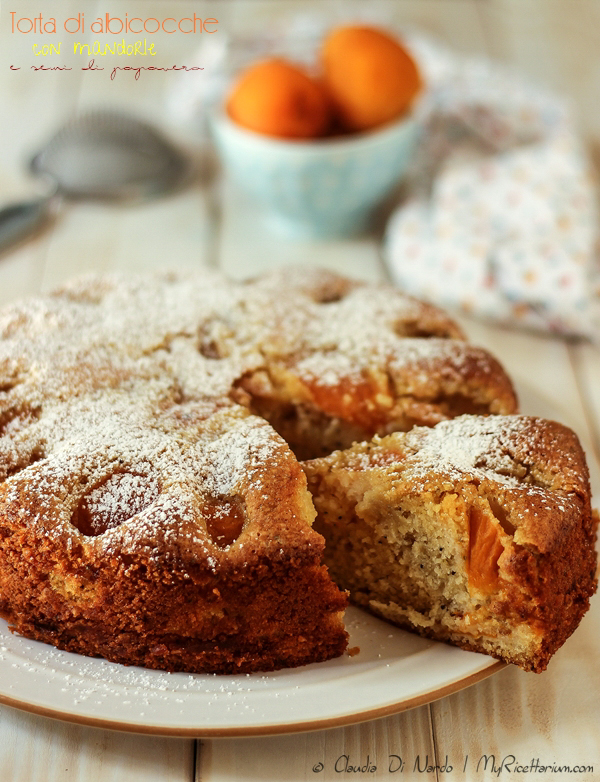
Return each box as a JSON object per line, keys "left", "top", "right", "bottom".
{"left": 210, "top": 25, "right": 424, "bottom": 238}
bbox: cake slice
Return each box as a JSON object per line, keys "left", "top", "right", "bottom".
{"left": 302, "top": 415, "right": 598, "bottom": 672}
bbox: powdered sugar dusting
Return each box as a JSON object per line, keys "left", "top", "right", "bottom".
{"left": 404, "top": 414, "right": 530, "bottom": 485}
{"left": 0, "top": 268, "right": 482, "bottom": 556}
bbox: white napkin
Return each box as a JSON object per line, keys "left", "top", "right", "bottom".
{"left": 384, "top": 36, "right": 600, "bottom": 338}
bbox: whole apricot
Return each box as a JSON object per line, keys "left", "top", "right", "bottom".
{"left": 226, "top": 58, "right": 332, "bottom": 139}
{"left": 322, "top": 26, "right": 422, "bottom": 131}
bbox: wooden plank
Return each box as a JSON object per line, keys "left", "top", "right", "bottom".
{"left": 570, "top": 342, "right": 600, "bottom": 469}
{"left": 0, "top": 706, "right": 194, "bottom": 782}
{"left": 431, "top": 646, "right": 600, "bottom": 781}
{"left": 217, "top": 178, "right": 385, "bottom": 282}
{"left": 198, "top": 709, "right": 437, "bottom": 781}
{"left": 429, "top": 320, "right": 600, "bottom": 780}
{"left": 40, "top": 188, "right": 214, "bottom": 290}
{"left": 0, "top": 0, "right": 83, "bottom": 303}
{"left": 478, "top": 0, "right": 600, "bottom": 143}
{"left": 39, "top": 0, "right": 220, "bottom": 288}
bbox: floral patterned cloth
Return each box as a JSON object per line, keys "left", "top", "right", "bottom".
{"left": 384, "top": 36, "right": 600, "bottom": 339}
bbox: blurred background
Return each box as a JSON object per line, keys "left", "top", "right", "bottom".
{"left": 2, "top": 0, "right": 600, "bottom": 304}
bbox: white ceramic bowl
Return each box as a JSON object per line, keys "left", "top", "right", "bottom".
{"left": 210, "top": 109, "right": 422, "bottom": 239}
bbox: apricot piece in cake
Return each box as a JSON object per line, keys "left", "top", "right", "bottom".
{"left": 302, "top": 415, "right": 598, "bottom": 672}
{"left": 467, "top": 505, "right": 506, "bottom": 594}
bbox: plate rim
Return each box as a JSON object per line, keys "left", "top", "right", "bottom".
{"left": 0, "top": 660, "right": 505, "bottom": 737}
{"left": 1, "top": 378, "right": 559, "bottom": 738}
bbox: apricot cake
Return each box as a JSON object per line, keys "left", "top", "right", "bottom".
{"left": 0, "top": 267, "right": 590, "bottom": 674}
{"left": 303, "top": 415, "right": 598, "bottom": 672}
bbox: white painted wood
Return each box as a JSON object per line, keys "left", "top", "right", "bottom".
{"left": 570, "top": 342, "right": 600, "bottom": 466}
{"left": 0, "top": 0, "right": 83, "bottom": 303}
{"left": 217, "top": 178, "right": 385, "bottom": 282}
{"left": 479, "top": 0, "right": 600, "bottom": 144}
{"left": 0, "top": 706, "right": 194, "bottom": 782}
{"left": 198, "top": 709, "right": 436, "bottom": 782}
{"left": 431, "top": 625, "right": 600, "bottom": 780}
{"left": 37, "top": 0, "right": 219, "bottom": 290}
{"left": 40, "top": 188, "right": 214, "bottom": 291}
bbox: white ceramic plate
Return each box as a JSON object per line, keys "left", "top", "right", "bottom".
{"left": 0, "top": 383, "right": 571, "bottom": 736}
{"left": 0, "top": 607, "right": 503, "bottom": 736}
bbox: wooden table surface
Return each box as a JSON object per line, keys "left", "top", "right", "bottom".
{"left": 1, "top": 1, "right": 599, "bottom": 780}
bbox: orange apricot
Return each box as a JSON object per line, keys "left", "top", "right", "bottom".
{"left": 468, "top": 505, "right": 505, "bottom": 594}
{"left": 321, "top": 26, "right": 422, "bottom": 131}
{"left": 226, "top": 58, "right": 332, "bottom": 140}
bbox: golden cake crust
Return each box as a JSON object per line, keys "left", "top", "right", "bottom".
{"left": 303, "top": 415, "right": 598, "bottom": 672}
{"left": 0, "top": 400, "right": 348, "bottom": 673}
{"left": 0, "top": 268, "right": 522, "bottom": 674}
